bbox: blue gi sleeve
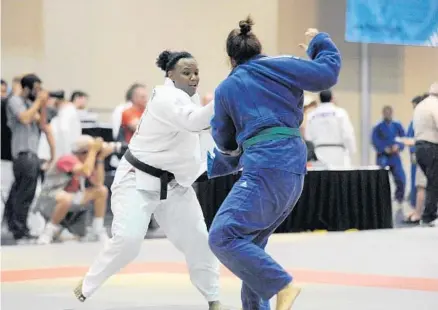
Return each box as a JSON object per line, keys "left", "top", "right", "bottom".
{"left": 406, "top": 121, "right": 415, "bottom": 153}
{"left": 207, "top": 148, "right": 242, "bottom": 179}
{"left": 371, "top": 124, "right": 387, "bottom": 154}
{"left": 260, "top": 33, "right": 341, "bottom": 92}
{"left": 210, "top": 88, "right": 238, "bottom": 152}
{"left": 395, "top": 122, "right": 406, "bottom": 151}
{"left": 207, "top": 87, "right": 242, "bottom": 179}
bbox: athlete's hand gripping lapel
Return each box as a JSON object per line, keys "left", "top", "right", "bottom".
{"left": 207, "top": 147, "right": 242, "bottom": 178}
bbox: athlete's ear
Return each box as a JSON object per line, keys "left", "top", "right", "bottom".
{"left": 167, "top": 70, "right": 174, "bottom": 81}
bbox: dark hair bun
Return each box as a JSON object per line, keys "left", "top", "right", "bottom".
{"left": 239, "top": 16, "right": 254, "bottom": 35}
{"left": 156, "top": 50, "right": 174, "bottom": 71}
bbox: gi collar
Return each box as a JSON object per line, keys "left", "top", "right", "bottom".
{"left": 229, "top": 54, "right": 267, "bottom": 76}
{"left": 164, "top": 77, "right": 174, "bottom": 87}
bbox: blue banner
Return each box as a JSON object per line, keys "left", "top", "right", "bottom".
{"left": 345, "top": 0, "right": 438, "bottom": 47}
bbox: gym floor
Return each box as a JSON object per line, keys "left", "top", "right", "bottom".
{"left": 1, "top": 227, "right": 437, "bottom": 310}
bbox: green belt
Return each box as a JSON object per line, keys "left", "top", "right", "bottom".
{"left": 242, "top": 127, "right": 301, "bottom": 151}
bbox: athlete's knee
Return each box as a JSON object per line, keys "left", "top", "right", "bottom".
{"left": 110, "top": 233, "right": 143, "bottom": 259}
{"left": 96, "top": 185, "right": 109, "bottom": 198}
{"left": 208, "top": 219, "right": 236, "bottom": 253}
{"left": 55, "top": 191, "right": 73, "bottom": 209}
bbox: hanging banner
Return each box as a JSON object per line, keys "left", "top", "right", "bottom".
{"left": 345, "top": 0, "right": 438, "bottom": 47}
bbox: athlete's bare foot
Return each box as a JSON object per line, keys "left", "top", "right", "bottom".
{"left": 276, "top": 283, "right": 301, "bottom": 310}
{"left": 208, "top": 300, "right": 223, "bottom": 310}
{"left": 73, "top": 279, "right": 86, "bottom": 302}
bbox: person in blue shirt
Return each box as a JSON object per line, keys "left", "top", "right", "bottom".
{"left": 207, "top": 17, "right": 341, "bottom": 310}
{"left": 371, "top": 106, "right": 406, "bottom": 213}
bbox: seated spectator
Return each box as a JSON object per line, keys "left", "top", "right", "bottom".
{"left": 120, "top": 84, "right": 147, "bottom": 143}
{"left": 37, "top": 135, "right": 114, "bottom": 244}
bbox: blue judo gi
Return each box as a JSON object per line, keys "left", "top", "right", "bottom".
{"left": 371, "top": 120, "right": 406, "bottom": 203}
{"left": 207, "top": 33, "right": 341, "bottom": 310}
{"left": 407, "top": 121, "right": 416, "bottom": 208}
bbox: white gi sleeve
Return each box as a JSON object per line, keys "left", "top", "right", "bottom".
{"left": 304, "top": 112, "right": 314, "bottom": 142}
{"left": 165, "top": 96, "right": 214, "bottom": 133}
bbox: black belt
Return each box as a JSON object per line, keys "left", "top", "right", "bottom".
{"left": 315, "top": 144, "right": 345, "bottom": 149}
{"left": 124, "top": 149, "right": 175, "bottom": 200}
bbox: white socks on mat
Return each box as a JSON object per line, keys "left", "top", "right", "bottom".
{"left": 92, "top": 217, "right": 104, "bottom": 232}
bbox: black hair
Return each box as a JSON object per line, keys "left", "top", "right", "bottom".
{"left": 156, "top": 50, "right": 194, "bottom": 76}
{"left": 20, "top": 74, "right": 42, "bottom": 90}
{"left": 319, "top": 90, "right": 332, "bottom": 103}
{"left": 421, "top": 93, "right": 429, "bottom": 100}
{"left": 411, "top": 95, "right": 423, "bottom": 106}
{"left": 70, "top": 90, "right": 88, "bottom": 102}
{"left": 1, "top": 79, "right": 7, "bottom": 87}
{"left": 226, "top": 16, "right": 262, "bottom": 66}
{"left": 125, "top": 83, "right": 145, "bottom": 102}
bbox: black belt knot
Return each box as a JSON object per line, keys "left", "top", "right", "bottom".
{"left": 124, "top": 149, "right": 175, "bottom": 200}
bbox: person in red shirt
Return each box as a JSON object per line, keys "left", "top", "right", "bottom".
{"left": 36, "top": 135, "right": 115, "bottom": 244}
{"left": 121, "top": 84, "right": 147, "bottom": 142}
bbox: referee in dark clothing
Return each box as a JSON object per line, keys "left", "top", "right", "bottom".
{"left": 413, "top": 82, "right": 438, "bottom": 227}
{"left": 4, "top": 74, "right": 55, "bottom": 241}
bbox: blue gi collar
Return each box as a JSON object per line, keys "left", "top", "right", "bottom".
{"left": 229, "top": 54, "right": 267, "bottom": 76}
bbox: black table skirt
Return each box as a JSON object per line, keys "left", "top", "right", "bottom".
{"left": 196, "top": 169, "right": 393, "bottom": 232}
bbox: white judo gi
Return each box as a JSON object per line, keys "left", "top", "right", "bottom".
{"left": 80, "top": 79, "right": 220, "bottom": 301}
{"left": 305, "top": 102, "right": 356, "bottom": 168}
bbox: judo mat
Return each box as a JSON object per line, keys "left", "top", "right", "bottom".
{"left": 1, "top": 228, "right": 438, "bottom": 310}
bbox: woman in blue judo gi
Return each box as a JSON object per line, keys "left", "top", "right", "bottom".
{"left": 207, "top": 17, "right": 341, "bottom": 310}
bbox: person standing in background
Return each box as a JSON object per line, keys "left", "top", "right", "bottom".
{"left": 305, "top": 90, "right": 356, "bottom": 168}
{"left": 12, "top": 76, "right": 22, "bottom": 96}
{"left": 38, "top": 91, "right": 82, "bottom": 162}
{"left": 4, "top": 74, "right": 56, "bottom": 242}
{"left": 372, "top": 106, "right": 406, "bottom": 221}
{"left": 1, "top": 80, "right": 12, "bottom": 161}
{"left": 1, "top": 80, "right": 13, "bottom": 225}
{"left": 1, "top": 79, "right": 8, "bottom": 98}
{"left": 111, "top": 85, "right": 136, "bottom": 140}
{"left": 413, "top": 82, "right": 438, "bottom": 227}
{"left": 120, "top": 84, "right": 147, "bottom": 143}
{"left": 300, "top": 94, "right": 317, "bottom": 137}
{"left": 71, "top": 91, "right": 98, "bottom": 126}
{"left": 404, "top": 94, "right": 428, "bottom": 224}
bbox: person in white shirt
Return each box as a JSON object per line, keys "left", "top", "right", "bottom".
{"left": 39, "top": 91, "right": 82, "bottom": 161}
{"left": 74, "top": 50, "right": 222, "bottom": 309}
{"left": 305, "top": 90, "right": 356, "bottom": 168}
{"left": 413, "top": 82, "right": 438, "bottom": 227}
{"left": 111, "top": 101, "right": 132, "bottom": 140}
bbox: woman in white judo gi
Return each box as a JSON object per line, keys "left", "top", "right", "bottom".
{"left": 74, "top": 50, "right": 222, "bottom": 309}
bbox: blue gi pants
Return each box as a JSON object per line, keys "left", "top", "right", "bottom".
{"left": 410, "top": 163, "right": 417, "bottom": 208}
{"left": 208, "top": 168, "right": 304, "bottom": 310}
{"left": 376, "top": 154, "right": 406, "bottom": 203}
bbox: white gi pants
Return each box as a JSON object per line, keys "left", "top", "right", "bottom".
{"left": 81, "top": 170, "right": 220, "bottom": 302}
{"left": 315, "top": 147, "right": 351, "bottom": 168}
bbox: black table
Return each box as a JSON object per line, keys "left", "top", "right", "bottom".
{"left": 196, "top": 169, "right": 393, "bottom": 232}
